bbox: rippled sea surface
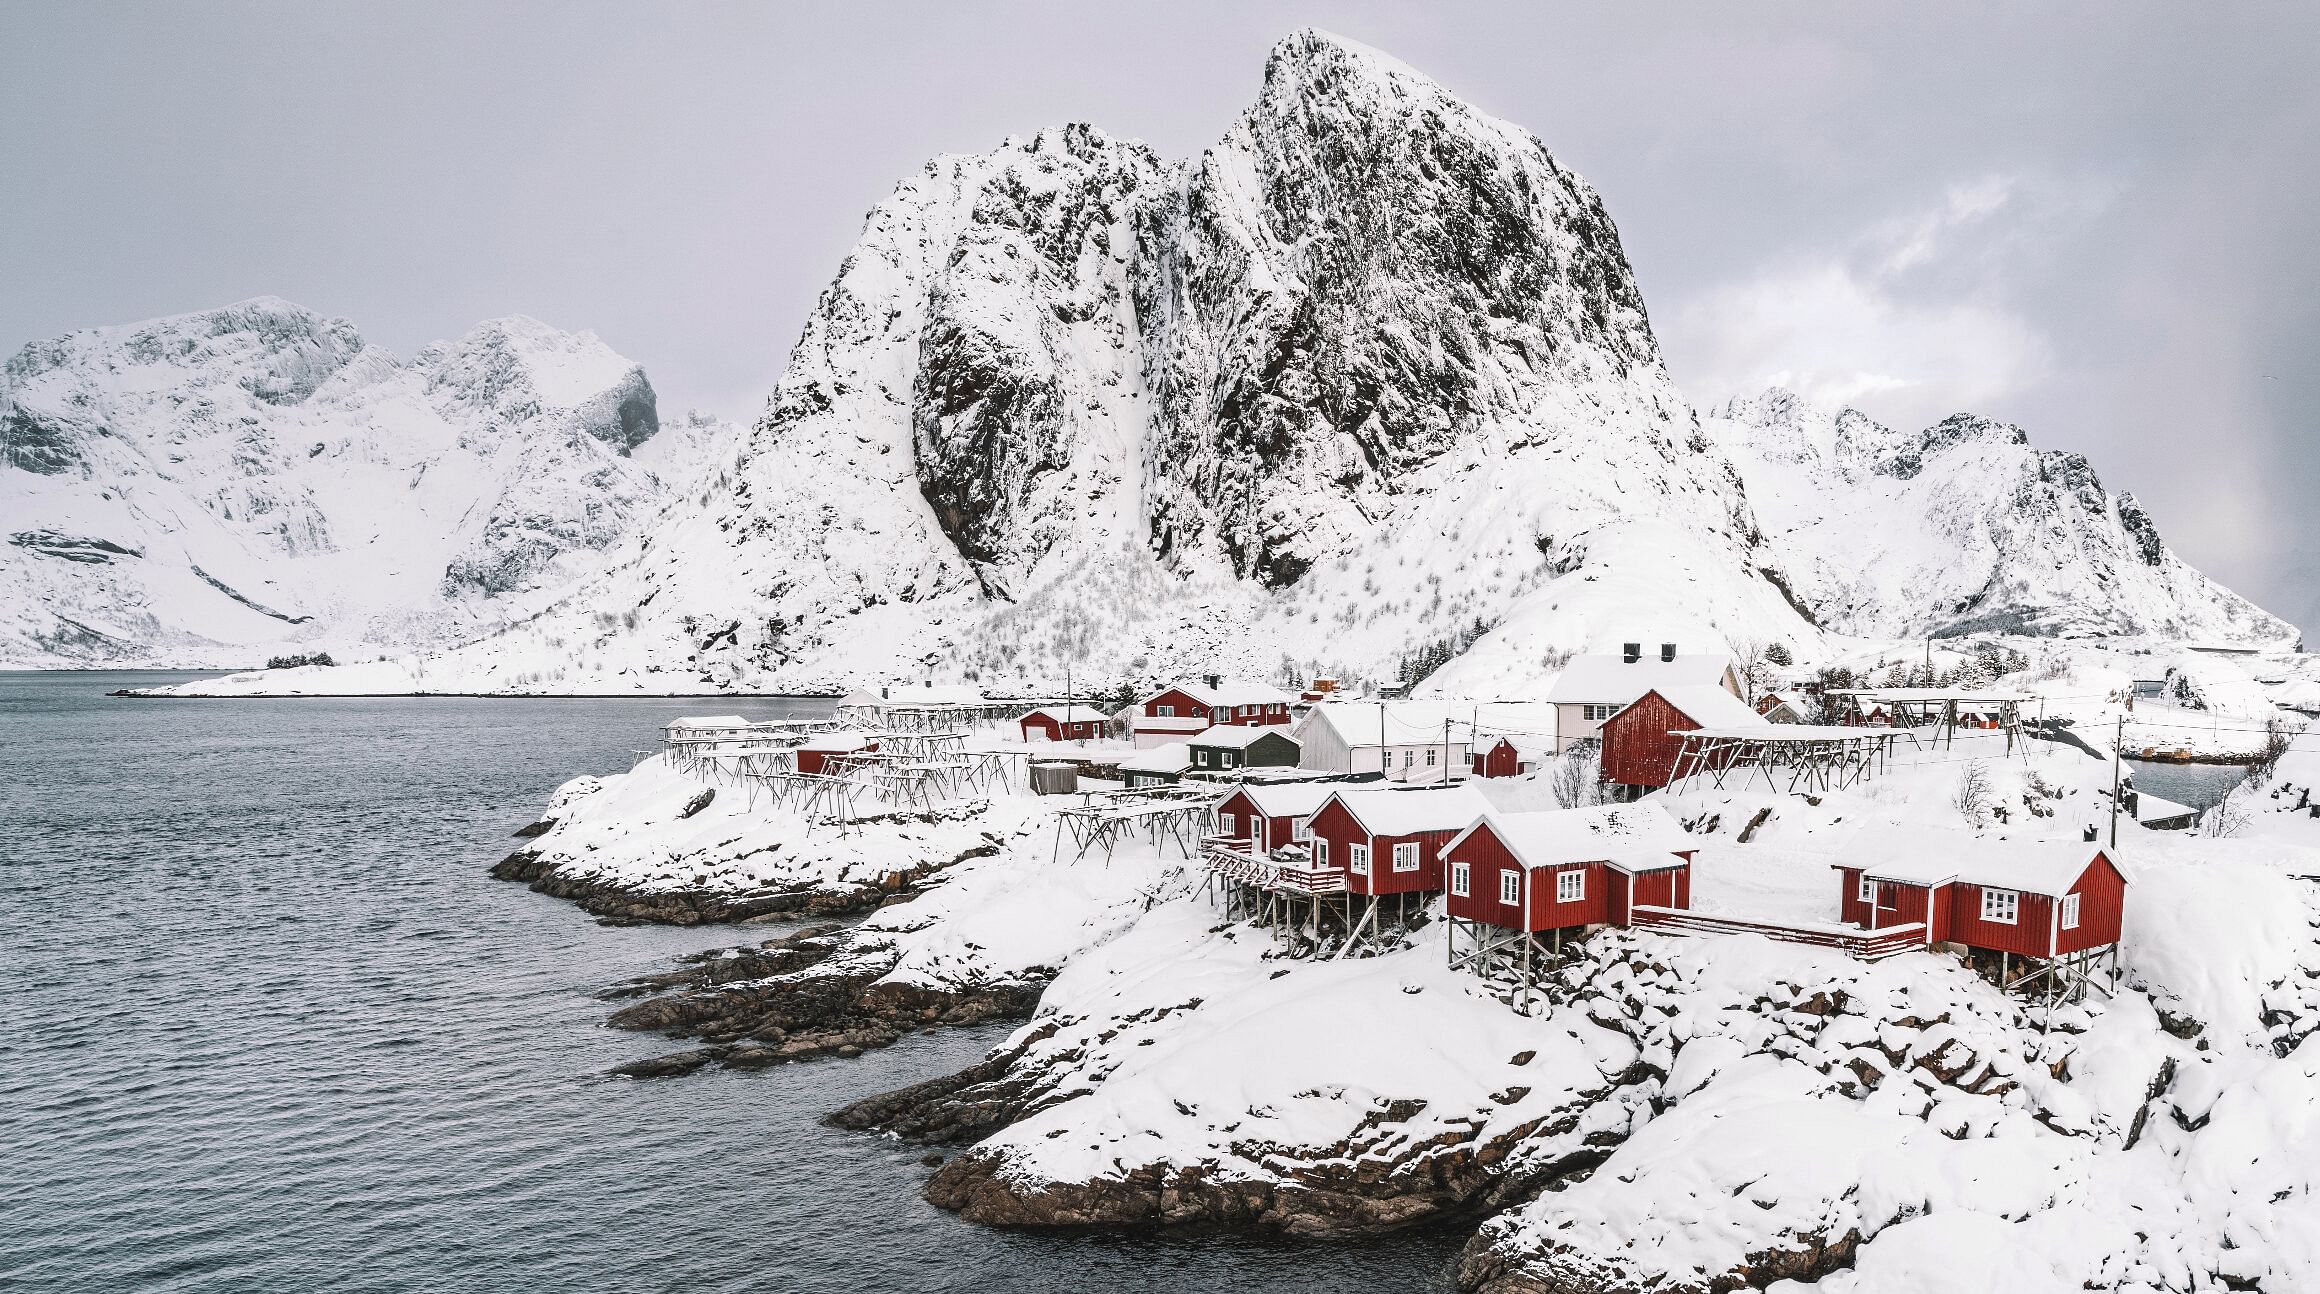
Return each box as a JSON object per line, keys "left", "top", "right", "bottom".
{"left": 1, "top": 673, "right": 1456, "bottom": 1293}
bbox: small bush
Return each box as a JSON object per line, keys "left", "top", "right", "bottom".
{"left": 266, "top": 652, "right": 336, "bottom": 669}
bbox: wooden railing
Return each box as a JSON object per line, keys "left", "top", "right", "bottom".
{"left": 1630, "top": 906, "right": 1925, "bottom": 961}
{"left": 1202, "top": 837, "right": 1345, "bottom": 894}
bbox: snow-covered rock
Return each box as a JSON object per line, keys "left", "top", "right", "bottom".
{"left": 1708, "top": 388, "right": 2293, "bottom": 645}
{"left": 0, "top": 297, "right": 734, "bottom": 666}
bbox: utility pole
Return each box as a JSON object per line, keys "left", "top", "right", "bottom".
{"left": 1443, "top": 717, "right": 1452, "bottom": 786}
{"left": 2109, "top": 714, "right": 2124, "bottom": 849}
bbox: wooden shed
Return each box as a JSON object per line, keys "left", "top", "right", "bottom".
{"left": 1211, "top": 782, "right": 1339, "bottom": 855}
{"left": 1019, "top": 704, "right": 1109, "bottom": 743}
{"left": 1599, "top": 684, "right": 1769, "bottom": 795}
{"left": 1188, "top": 724, "right": 1301, "bottom": 775}
{"left": 796, "top": 732, "right": 877, "bottom": 776}
{"left": 1834, "top": 834, "right": 2128, "bottom": 959}
{"left": 1441, "top": 803, "right": 1696, "bottom": 934}
{"left": 1305, "top": 785, "right": 1493, "bottom": 898}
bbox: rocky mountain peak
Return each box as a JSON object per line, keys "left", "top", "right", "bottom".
{"left": 423, "top": 315, "right": 659, "bottom": 452}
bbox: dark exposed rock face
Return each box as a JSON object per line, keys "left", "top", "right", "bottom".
{"left": 487, "top": 838, "right": 981, "bottom": 926}
{"left": 598, "top": 924, "right": 1047, "bottom": 1078}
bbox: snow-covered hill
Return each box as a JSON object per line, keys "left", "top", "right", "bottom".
{"left": 1708, "top": 388, "right": 2293, "bottom": 645}
{"left": 0, "top": 297, "right": 732, "bottom": 666}
{"left": 268, "top": 29, "right": 1813, "bottom": 696}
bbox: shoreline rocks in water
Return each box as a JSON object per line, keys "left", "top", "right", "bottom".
{"left": 490, "top": 840, "right": 987, "bottom": 926}
{"left": 601, "top": 923, "right": 1052, "bottom": 1078}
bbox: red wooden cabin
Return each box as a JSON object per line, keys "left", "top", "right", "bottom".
{"left": 1019, "top": 705, "right": 1108, "bottom": 742}
{"left": 1305, "top": 786, "right": 1493, "bottom": 896}
{"left": 1441, "top": 804, "right": 1695, "bottom": 933}
{"left": 1833, "top": 835, "right": 2127, "bottom": 956}
{"left": 1471, "top": 737, "right": 1545, "bottom": 780}
{"left": 1131, "top": 678, "right": 1295, "bottom": 747}
{"left": 1211, "top": 783, "right": 1339, "bottom": 855}
{"left": 1599, "top": 685, "right": 1768, "bottom": 794}
{"left": 796, "top": 733, "right": 877, "bottom": 776}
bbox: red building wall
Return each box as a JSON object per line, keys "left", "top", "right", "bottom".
{"left": 1214, "top": 791, "right": 1303, "bottom": 853}
{"left": 1945, "top": 885, "right": 2056, "bottom": 957}
{"left": 1142, "top": 689, "right": 1291, "bottom": 729}
{"left": 1473, "top": 740, "right": 1522, "bottom": 779}
{"left": 797, "top": 741, "right": 875, "bottom": 776}
{"left": 1442, "top": 826, "right": 1608, "bottom": 931}
{"left": 1308, "top": 801, "right": 1468, "bottom": 897}
{"left": 2055, "top": 854, "right": 2127, "bottom": 955}
{"left": 1600, "top": 691, "right": 1710, "bottom": 789}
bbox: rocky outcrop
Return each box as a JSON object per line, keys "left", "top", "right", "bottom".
{"left": 599, "top": 924, "right": 1048, "bottom": 1078}
{"left": 489, "top": 837, "right": 983, "bottom": 926}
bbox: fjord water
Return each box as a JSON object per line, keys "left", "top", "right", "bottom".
{"left": 1, "top": 673, "right": 1455, "bottom": 1292}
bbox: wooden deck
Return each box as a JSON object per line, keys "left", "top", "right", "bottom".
{"left": 1202, "top": 837, "right": 1346, "bottom": 895}
{"left": 1631, "top": 906, "right": 1926, "bottom": 961}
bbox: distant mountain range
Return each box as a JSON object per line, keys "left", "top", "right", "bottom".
{"left": 4, "top": 31, "right": 2293, "bottom": 687}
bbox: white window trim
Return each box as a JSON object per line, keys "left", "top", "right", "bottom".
{"left": 1349, "top": 843, "right": 1371, "bottom": 875}
{"left": 1156, "top": 704, "right": 1174, "bottom": 717}
{"left": 1311, "top": 839, "right": 1329, "bottom": 868}
{"left": 1425, "top": 748, "right": 1438, "bottom": 766}
{"left": 1858, "top": 874, "right": 1874, "bottom": 904}
{"left": 1194, "top": 751, "right": 1210, "bottom": 767}
{"left": 2060, "top": 893, "right": 2081, "bottom": 930}
{"left": 1498, "top": 870, "right": 1521, "bottom": 905}
{"left": 1290, "top": 816, "right": 1311, "bottom": 842}
{"left": 1556, "top": 868, "right": 1586, "bottom": 903}
{"left": 1220, "top": 812, "right": 1238, "bottom": 837}
{"left": 1393, "top": 842, "right": 1420, "bottom": 872}
{"left": 1450, "top": 861, "right": 1470, "bottom": 897}
{"left": 1981, "top": 888, "right": 2019, "bottom": 925}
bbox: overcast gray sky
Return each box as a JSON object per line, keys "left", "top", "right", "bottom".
{"left": 6, "top": 3, "right": 2316, "bottom": 635}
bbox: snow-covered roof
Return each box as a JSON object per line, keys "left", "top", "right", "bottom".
{"left": 1543, "top": 654, "right": 1735, "bottom": 706}
{"left": 1323, "top": 785, "right": 1493, "bottom": 836}
{"left": 1120, "top": 743, "right": 1193, "bottom": 774}
{"left": 1845, "top": 827, "right": 2119, "bottom": 898}
{"left": 1188, "top": 724, "right": 1298, "bottom": 750}
{"left": 1023, "top": 705, "right": 1109, "bottom": 724}
{"left": 1297, "top": 701, "right": 1476, "bottom": 748}
{"left": 2133, "top": 791, "right": 2196, "bottom": 824}
{"left": 1230, "top": 783, "right": 1342, "bottom": 818}
{"left": 801, "top": 732, "right": 875, "bottom": 752}
{"left": 1625, "top": 684, "right": 1767, "bottom": 731}
{"left": 1830, "top": 688, "right": 2034, "bottom": 703}
{"left": 1447, "top": 803, "right": 1693, "bottom": 874}
{"left": 1147, "top": 679, "right": 1295, "bottom": 710}
{"left": 667, "top": 714, "right": 751, "bottom": 729}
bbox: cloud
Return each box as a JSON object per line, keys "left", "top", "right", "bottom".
{"left": 1664, "top": 176, "right": 2071, "bottom": 428}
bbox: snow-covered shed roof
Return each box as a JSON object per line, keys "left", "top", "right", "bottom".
{"left": 1120, "top": 743, "right": 1193, "bottom": 775}
{"left": 1323, "top": 785, "right": 1493, "bottom": 836}
{"left": 1297, "top": 701, "right": 1476, "bottom": 748}
{"left": 1233, "top": 783, "right": 1342, "bottom": 818}
{"left": 1544, "top": 654, "right": 1736, "bottom": 706}
{"left": 1188, "top": 724, "right": 1298, "bottom": 751}
{"left": 1022, "top": 705, "right": 1109, "bottom": 724}
{"left": 667, "top": 714, "right": 751, "bottom": 730}
{"left": 1844, "top": 828, "right": 2121, "bottom": 898}
{"left": 1625, "top": 684, "right": 1767, "bottom": 731}
{"left": 2133, "top": 791, "right": 2197, "bottom": 825}
{"left": 1447, "top": 803, "right": 1693, "bottom": 874}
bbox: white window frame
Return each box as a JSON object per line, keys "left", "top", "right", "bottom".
{"left": 1556, "top": 869, "right": 1586, "bottom": 903}
{"left": 1311, "top": 839, "right": 1329, "bottom": 868}
{"left": 1858, "top": 874, "right": 1874, "bottom": 904}
{"left": 1402, "top": 749, "right": 1414, "bottom": 767}
{"left": 1156, "top": 704, "right": 1174, "bottom": 717}
{"left": 2060, "top": 893, "right": 2081, "bottom": 930}
{"left": 1195, "top": 750, "right": 1210, "bottom": 768}
{"left": 1498, "top": 869, "right": 1521, "bottom": 906}
{"left": 1349, "top": 842, "right": 1371, "bottom": 875}
{"left": 1290, "top": 816, "right": 1311, "bottom": 842}
{"left": 1583, "top": 703, "right": 1616, "bottom": 722}
{"left": 1981, "top": 888, "right": 2019, "bottom": 925}
{"left": 1450, "top": 861, "right": 1470, "bottom": 897}
{"left": 1425, "top": 748, "right": 1437, "bottom": 766}
{"left": 1393, "top": 842, "right": 1420, "bottom": 872}
{"left": 1219, "top": 812, "right": 1238, "bottom": 837}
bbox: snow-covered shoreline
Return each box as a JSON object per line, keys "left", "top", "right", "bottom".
{"left": 505, "top": 726, "right": 2320, "bottom": 1290}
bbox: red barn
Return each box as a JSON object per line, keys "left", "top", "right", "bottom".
{"left": 1131, "top": 678, "right": 1295, "bottom": 748}
{"left": 1471, "top": 736, "right": 1548, "bottom": 780}
{"left": 1211, "top": 783, "right": 1339, "bottom": 855}
{"left": 1833, "top": 834, "right": 2128, "bottom": 957}
{"left": 1019, "top": 705, "right": 1108, "bottom": 743}
{"left": 1600, "top": 684, "right": 1769, "bottom": 795}
{"left": 1305, "top": 786, "right": 1493, "bottom": 896}
{"left": 1441, "top": 804, "right": 1696, "bottom": 933}
{"left": 796, "top": 733, "right": 877, "bottom": 776}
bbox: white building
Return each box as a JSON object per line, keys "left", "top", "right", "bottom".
{"left": 1542, "top": 644, "right": 1741, "bottom": 752}
{"left": 1292, "top": 701, "right": 1475, "bottom": 783}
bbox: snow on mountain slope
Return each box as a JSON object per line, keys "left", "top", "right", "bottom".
{"left": 0, "top": 298, "right": 731, "bottom": 666}
{"left": 1708, "top": 388, "right": 2294, "bottom": 646}
{"left": 316, "top": 29, "right": 1812, "bottom": 696}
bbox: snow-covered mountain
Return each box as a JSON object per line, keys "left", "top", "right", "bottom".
{"left": 1708, "top": 388, "right": 2294, "bottom": 645}
{"left": 336, "top": 30, "right": 1812, "bottom": 695}
{"left": 0, "top": 297, "right": 731, "bottom": 666}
